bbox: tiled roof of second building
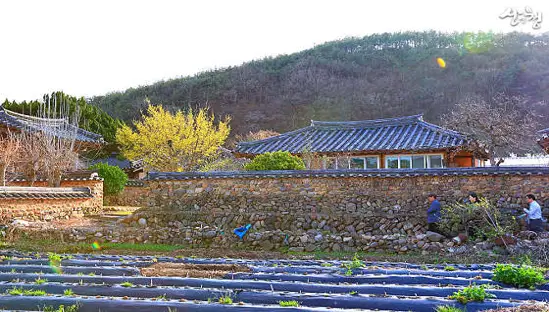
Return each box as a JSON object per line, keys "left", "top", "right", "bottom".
{"left": 236, "top": 114, "right": 466, "bottom": 155}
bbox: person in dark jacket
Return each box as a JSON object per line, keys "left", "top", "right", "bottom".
{"left": 427, "top": 193, "right": 442, "bottom": 233}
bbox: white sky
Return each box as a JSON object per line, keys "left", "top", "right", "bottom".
{"left": 0, "top": 0, "right": 547, "bottom": 102}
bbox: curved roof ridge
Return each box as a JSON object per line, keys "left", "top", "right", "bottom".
{"left": 417, "top": 119, "right": 465, "bottom": 138}
{"left": 311, "top": 114, "right": 424, "bottom": 128}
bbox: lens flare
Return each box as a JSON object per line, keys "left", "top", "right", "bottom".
{"left": 436, "top": 57, "right": 446, "bottom": 68}
{"left": 50, "top": 264, "right": 63, "bottom": 274}
{"left": 92, "top": 241, "right": 101, "bottom": 250}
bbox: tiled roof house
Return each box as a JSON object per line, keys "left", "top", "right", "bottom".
{"left": 235, "top": 114, "right": 486, "bottom": 169}
{"left": 0, "top": 105, "right": 103, "bottom": 150}
{"left": 90, "top": 153, "right": 145, "bottom": 179}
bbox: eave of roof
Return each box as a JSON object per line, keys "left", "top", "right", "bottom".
{"left": 147, "top": 167, "right": 549, "bottom": 181}
{"left": 0, "top": 186, "right": 93, "bottom": 200}
{"left": 0, "top": 106, "right": 104, "bottom": 144}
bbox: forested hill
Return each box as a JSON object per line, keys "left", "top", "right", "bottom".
{"left": 89, "top": 31, "right": 549, "bottom": 136}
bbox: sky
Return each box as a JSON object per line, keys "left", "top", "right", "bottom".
{"left": 0, "top": 0, "right": 547, "bottom": 102}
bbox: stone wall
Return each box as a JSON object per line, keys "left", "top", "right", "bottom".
{"left": 1, "top": 179, "right": 104, "bottom": 224}
{"left": 105, "top": 181, "right": 147, "bottom": 207}
{"left": 101, "top": 168, "right": 549, "bottom": 253}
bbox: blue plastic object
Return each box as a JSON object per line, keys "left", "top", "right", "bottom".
{"left": 234, "top": 224, "right": 252, "bottom": 239}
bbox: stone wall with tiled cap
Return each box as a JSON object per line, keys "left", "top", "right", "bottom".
{"left": 1, "top": 173, "right": 104, "bottom": 223}
{"left": 100, "top": 167, "right": 549, "bottom": 253}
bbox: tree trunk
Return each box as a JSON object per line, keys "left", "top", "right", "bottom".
{"left": 0, "top": 164, "right": 6, "bottom": 187}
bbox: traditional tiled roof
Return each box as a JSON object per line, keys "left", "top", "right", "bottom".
{"left": 0, "top": 186, "right": 92, "bottom": 199}
{"left": 0, "top": 106, "right": 103, "bottom": 144}
{"left": 235, "top": 114, "right": 466, "bottom": 155}
{"left": 90, "top": 154, "right": 144, "bottom": 173}
{"left": 147, "top": 167, "right": 549, "bottom": 181}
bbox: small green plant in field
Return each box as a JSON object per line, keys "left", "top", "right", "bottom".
{"left": 43, "top": 304, "right": 80, "bottom": 312}
{"left": 10, "top": 268, "right": 16, "bottom": 273}
{"left": 88, "top": 272, "right": 96, "bottom": 276}
{"left": 349, "top": 291, "right": 358, "bottom": 295}
{"left": 35, "top": 278, "right": 47, "bottom": 285}
{"left": 449, "top": 285, "right": 495, "bottom": 304}
{"left": 156, "top": 293, "right": 167, "bottom": 300}
{"left": 48, "top": 253, "right": 62, "bottom": 266}
{"left": 421, "top": 265, "right": 429, "bottom": 270}
{"left": 342, "top": 253, "right": 365, "bottom": 276}
{"left": 279, "top": 300, "right": 299, "bottom": 307}
{"left": 321, "top": 263, "right": 333, "bottom": 267}
{"left": 444, "top": 266, "right": 457, "bottom": 271}
{"left": 77, "top": 272, "right": 83, "bottom": 276}
{"left": 348, "top": 253, "right": 365, "bottom": 269}
{"left": 120, "top": 282, "right": 134, "bottom": 288}
{"left": 7, "top": 287, "right": 46, "bottom": 296}
{"left": 492, "top": 264, "right": 547, "bottom": 289}
{"left": 64, "top": 289, "right": 74, "bottom": 296}
{"left": 218, "top": 295, "right": 233, "bottom": 304}
{"left": 435, "top": 305, "right": 465, "bottom": 312}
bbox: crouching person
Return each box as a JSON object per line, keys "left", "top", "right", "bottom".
{"left": 427, "top": 193, "right": 442, "bottom": 233}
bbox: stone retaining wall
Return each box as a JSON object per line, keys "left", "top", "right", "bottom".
{"left": 98, "top": 168, "right": 549, "bottom": 253}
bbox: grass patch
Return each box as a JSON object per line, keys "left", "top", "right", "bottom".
{"left": 7, "top": 287, "right": 46, "bottom": 296}
{"left": 449, "top": 285, "right": 495, "bottom": 304}
{"left": 101, "top": 242, "right": 184, "bottom": 252}
{"left": 6, "top": 238, "right": 184, "bottom": 254}
{"left": 492, "top": 264, "right": 547, "bottom": 289}
{"left": 120, "top": 282, "right": 134, "bottom": 288}
{"left": 279, "top": 300, "right": 299, "bottom": 307}
{"left": 105, "top": 211, "right": 134, "bottom": 216}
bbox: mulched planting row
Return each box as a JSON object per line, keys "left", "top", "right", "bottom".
{"left": 0, "top": 251, "right": 546, "bottom": 311}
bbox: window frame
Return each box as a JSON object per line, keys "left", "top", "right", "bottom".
{"left": 384, "top": 153, "right": 444, "bottom": 169}
{"left": 323, "top": 156, "right": 380, "bottom": 169}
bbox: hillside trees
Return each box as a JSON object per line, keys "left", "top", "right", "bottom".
{"left": 116, "top": 104, "right": 230, "bottom": 172}
{"left": 89, "top": 31, "right": 549, "bottom": 150}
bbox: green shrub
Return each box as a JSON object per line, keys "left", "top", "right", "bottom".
{"left": 435, "top": 305, "right": 465, "bottom": 312}
{"left": 244, "top": 151, "right": 305, "bottom": 171}
{"left": 449, "top": 285, "right": 495, "bottom": 304}
{"left": 492, "top": 264, "right": 547, "bottom": 289}
{"left": 279, "top": 300, "right": 299, "bottom": 307}
{"left": 89, "top": 163, "right": 128, "bottom": 196}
